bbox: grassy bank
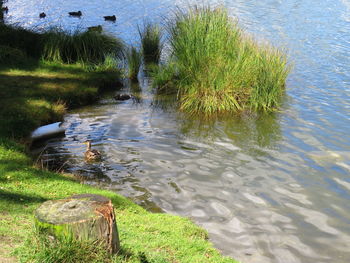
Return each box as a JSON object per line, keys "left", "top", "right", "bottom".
{"left": 0, "top": 22, "right": 122, "bottom": 139}
{"left": 153, "top": 7, "right": 290, "bottom": 115}
{"left": 0, "top": 139, "right": 237, "bottom": 263}
{"left": 0, "top": 60, "right": 121, "bottom": 139}
{"left": 0, "top": 23, "right": 238, "bottom": 262}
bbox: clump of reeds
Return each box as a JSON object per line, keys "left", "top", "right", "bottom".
{"left": 0, "top": 23, "right": 42, "bottom": 58}
{"left": 125, "top": 46, "right": 142, "bottom": 81}
{"left": 139, "top": 22, "right": 162, "bottom": 64}
{"left": 153, "top": 7, "right": 290, "bottom": 115}
{"left": 0, "top": 45, "right": 27, "bottom": 64}
{"left": 42, "top": 29, "right": 124, "bottom": 64}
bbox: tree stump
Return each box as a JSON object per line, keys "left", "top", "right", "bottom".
{"left": 35, "top": 194, "right": 120, "bottom": 254}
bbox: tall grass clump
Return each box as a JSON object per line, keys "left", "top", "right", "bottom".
{"left": 125, "top": 46, "right": 142, "bottom": 81}
{"left": 42, "top": 29, "right": 124, "bottom": 64}
{"left": 0, "top": 23, "right": 42, "bottom": 58}
{"left": 139, "top": 22, "right": 162, "bottom": 64}
{"left": 153, "top": 7, "right": 290, "bottom": 115}
{"left": 0, "top": 45, "right": 27, "bottom": 64}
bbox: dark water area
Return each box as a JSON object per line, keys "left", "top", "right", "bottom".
{"left": 5, "top": 0, "right": 350, "bottom": 262}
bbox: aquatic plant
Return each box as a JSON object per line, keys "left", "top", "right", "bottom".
{"left": 139, "top": 22, "right": 162, "bottom": 64}
{"left": 125, "top": 46, "right": 142, "bottom": 81}
{"left": 153, "top": 7, "right": 290, "bottom": 115}
{"left": 42, "top": 29, "right": 124, "bottom": 64}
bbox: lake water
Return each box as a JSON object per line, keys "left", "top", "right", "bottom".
{"left": 5, "top": 0, "right": 350, "bottom": 262}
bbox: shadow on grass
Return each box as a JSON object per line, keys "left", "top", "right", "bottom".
{"left": 0, "top": 71, "right": 100, "bottom": 138}
{"left": 0, "top": 189, "right": 47, "bottom": 205}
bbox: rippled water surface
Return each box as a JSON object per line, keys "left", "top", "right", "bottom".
{"left": 5, "top": 0, "right": 350, "bottom": 262}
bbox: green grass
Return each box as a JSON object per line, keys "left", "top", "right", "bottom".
{"left": 0, "top": 60, "right": 121, "bottom": 139}
{"left": 139, "top": 22, "right": 162, "bottom": 64}
{"left": 126, "top": 46, "right": 142, "bottom": 81}
{"left": 0, "top": 45, "right": 27, "bottom": 65}
{"left": 0, "top": 139, "right": 238, "bottom": 263}
{"left": 0, "top": 24, "right": 124, "bottom": 65}
{"left": 0, "top": 23, "right": 122, "bottom": 139}
{"left": 42, "top": 28, "right": 124, "bottom": 64}
{"left": 0, "top": 23, "right": 43, "bottom": 58}
{"left": 153, "top": 7, "right": 290, "bottom": 115}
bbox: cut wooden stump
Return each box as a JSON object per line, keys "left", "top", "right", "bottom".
{"left": 35, "top": 194, "right": 120, "bottom": 254}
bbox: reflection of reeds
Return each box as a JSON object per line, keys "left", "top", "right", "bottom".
{"left": 139, "top": 22, "right": 162, "bottom": 64}
{"left": 126, "top": 46, "right": 142, "bottom": 81}
{"left": 177, "top": 111, "right": 282, "bottom": 151}
{"left": 130, "top": 82, "right": 142, "bottom": 103}
{"left": 153, "top": 7, "right": 290, "bottom": 115}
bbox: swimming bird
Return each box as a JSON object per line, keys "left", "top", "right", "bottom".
{"left": 88, "top": 25, "right": 103, "bottom": 33}
{"left": 84, "top": 140, "right": 101, "bottom": 161}
{"left": 104, "top": 15, "right": 116, "bottom": 21}
{"left": 69, "top": 11, "right": 82, "bottom": 17}
{"left": 39, "top": 12, "right": 46, "bottom": 18}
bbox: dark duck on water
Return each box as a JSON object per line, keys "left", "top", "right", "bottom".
{"left": 104, "top": 15, "right": 116, "bottom": 21}
{"left": 69, "top": 11, "right": 82, "bottom": 17}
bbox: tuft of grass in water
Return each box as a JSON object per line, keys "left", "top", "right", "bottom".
{"left": 42, "top": 28, "right": 124, "bottom": 64}
{"left": 139, "top": 22, "right": 162, "bottom": 64}
{"left": 125, "top": 46, "right": 142, "bottom": 81}
{"left": 153, "top": 7, "right": 290, "bottom": 115}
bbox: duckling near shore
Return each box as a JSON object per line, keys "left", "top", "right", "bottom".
{"left": 39, "top": 12, "right": 46, "bottom": 18}
{"left": 84, "top": 140, "right": 101, "bottom": 161}
{"left": 104, "top": 15, "right": 116, "bottom": 21}
{"left": 69, "top": 11, "right": 82, "bottom": 17}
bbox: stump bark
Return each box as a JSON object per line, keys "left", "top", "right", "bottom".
{"left": 35, "top": 194, "right": 120, "bottom": 254}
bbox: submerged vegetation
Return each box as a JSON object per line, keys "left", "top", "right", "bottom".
{"left": 152, "top": 7, "right": 290, "bottom": 115}
{"left": 139, "top": 22, "right": 162, "bottom": 64}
